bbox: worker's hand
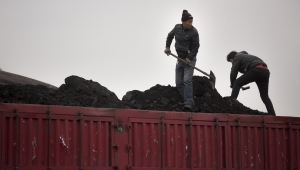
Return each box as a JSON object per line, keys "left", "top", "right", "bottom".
{"left": 164, "top": 47, "right": 171, "bottom": 55}
{"left": 230, "top": 85, "right": 232, "bottom": 88}
{"left": 185, "top": 58, "right": 191, "bottom": 65}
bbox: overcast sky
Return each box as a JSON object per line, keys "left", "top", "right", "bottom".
{"left": 1, "top": 1, "right": 300, "bottom": 117}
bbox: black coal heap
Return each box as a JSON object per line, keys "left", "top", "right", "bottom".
{"left": 0, "top": 75, "right": 267, "bottom": 115}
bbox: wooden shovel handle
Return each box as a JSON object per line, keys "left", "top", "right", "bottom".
{"left": 169, "top": 53, "right": 210, "bottom": 77}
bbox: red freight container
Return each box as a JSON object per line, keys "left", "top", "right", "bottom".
{"left": 1, "top": 103, "right": 300, "bottom": 170}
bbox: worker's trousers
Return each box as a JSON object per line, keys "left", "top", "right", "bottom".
{"left": 175, "top": 57, "right": 196, "bottom": 105}
{"left": 231, "top": 67, "right": 276, "bottom": 116}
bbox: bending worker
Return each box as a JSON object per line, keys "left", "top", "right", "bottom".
{"left": 164, "top": 9, "right": 200, "bottom": 109}
{"left": 227, "top": 51, "right": 276, "bottom": 116}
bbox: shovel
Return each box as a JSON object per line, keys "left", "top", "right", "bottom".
{"left": 242, "top": 86, "right": 250, "bottom": 90}
{"left": 169, "top": 53, "right": 216, "bottom": 89}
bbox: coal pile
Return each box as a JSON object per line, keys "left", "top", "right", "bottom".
{"left": 0, "top": 75, "right": 267, "bottom": 115}
{"left": 0, "top": 76, "right": 123, "bottom": 108}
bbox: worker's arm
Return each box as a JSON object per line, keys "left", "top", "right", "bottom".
{"left": 187, "top": 29, "right": 200, "bottom": 60}
{"left": 230, "top": 56, "right": 241, "bottom": 86}
{"left": 166, "top": 26, "right": 175, "bottom": 48}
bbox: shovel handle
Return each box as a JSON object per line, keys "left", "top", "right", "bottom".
{"left": 242, "top": 86, "right": 250, "bottom": 91}
{"left": 169, "top": 53, "right": 211, "bottom": 77}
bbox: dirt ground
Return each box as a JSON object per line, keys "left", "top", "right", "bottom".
{"left": 0, "top": 75, "right": 267, "bottom": 115}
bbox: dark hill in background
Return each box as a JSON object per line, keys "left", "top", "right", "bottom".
{"left": 0, "top": 70, "right": 57, "bottom": 89}
{"left": 0, "top": 75, "right": 267, "bottom": 115}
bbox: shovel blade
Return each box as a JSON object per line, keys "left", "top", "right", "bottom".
{"left": 208, "top": 70, "right": 216, "bottom": 89}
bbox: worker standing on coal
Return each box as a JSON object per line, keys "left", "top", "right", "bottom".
{"left": 164, "top": 10, "right": 200, "bottom": 109}
{"left": 227, "top": 51, "right": 276, "bottom": 116}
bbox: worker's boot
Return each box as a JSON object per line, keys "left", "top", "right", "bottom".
{"left": 183, "top": 104, "right": 192, "bottom": 109}
{"left": 178, "top": 102, "right": 185, "bottom": 105}
{"left": 183, "top": 104, "right": 198, "bottom": 112}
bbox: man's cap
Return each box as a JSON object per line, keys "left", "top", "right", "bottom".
{"left": 181, "top": 10, "right": 193, "bottom": 22}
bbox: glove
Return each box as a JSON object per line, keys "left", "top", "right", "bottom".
{"left": 230, "top": 85, "right": 232, "bottom": 88}
{"left": 185, "top": 58, "right": 191, "bottom": 65}
{"left": 164, "top": 47, "right": 171, "bottom": 55}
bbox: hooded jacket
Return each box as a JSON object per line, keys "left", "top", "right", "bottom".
{"left": 230, "top": 51, "right": 267, "bottom": 85}
{"left": 166, "top": 24, "right": 200, "bottom": 59}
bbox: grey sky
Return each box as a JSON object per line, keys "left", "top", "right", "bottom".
{"left": 1, "top": 1, "right": 300, "bottom": 117}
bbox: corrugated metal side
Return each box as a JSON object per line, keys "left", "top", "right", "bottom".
{"left": 163, "top": 120, "right": 190, "bottom": 168}
{"left": 0, "top": 104, "right": 116, "bottom": 170}
{"left": 227, "top": 116, "right": 265, "bottom": 169}
{"left": 125, "top": 111, "right": 300, "bottom": 170}
{"left": 263, "top": 116, "right": 300, "bottom": 170}
{"left": 1, "top": 105, "right": 49, "bottom": 170}
{"left": 127, "top": 112, "right": 230, "bottom": 170}
{"left": 129, "top": 118, "right": 161, "bottom": 169}
{"left": 290, "top": 125, "right": 300, "bottom": 169}
{"left": 191, "top": 120, "right": 228, "bottom": 169}
{"left": 1, "top": 103, "right": 300, "bottom": 170}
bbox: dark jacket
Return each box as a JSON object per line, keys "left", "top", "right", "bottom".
{"left": 230, "top": 51, "right": 267, "bottom": 85}
{"left": 166, "top": 24, "right": 200, "bottom": 59}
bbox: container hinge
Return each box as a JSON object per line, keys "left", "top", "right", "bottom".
{"left": 112, "top": 144, "right": 119, "bottom": 151}
{"left": 112, "top": 164, "right": 118, "bottom": 170}
{"left": 127, "top": 164, "right": 132, "bottom": 170}
{"left": 126, "top": 144, "right": 132, "bottom": 152}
